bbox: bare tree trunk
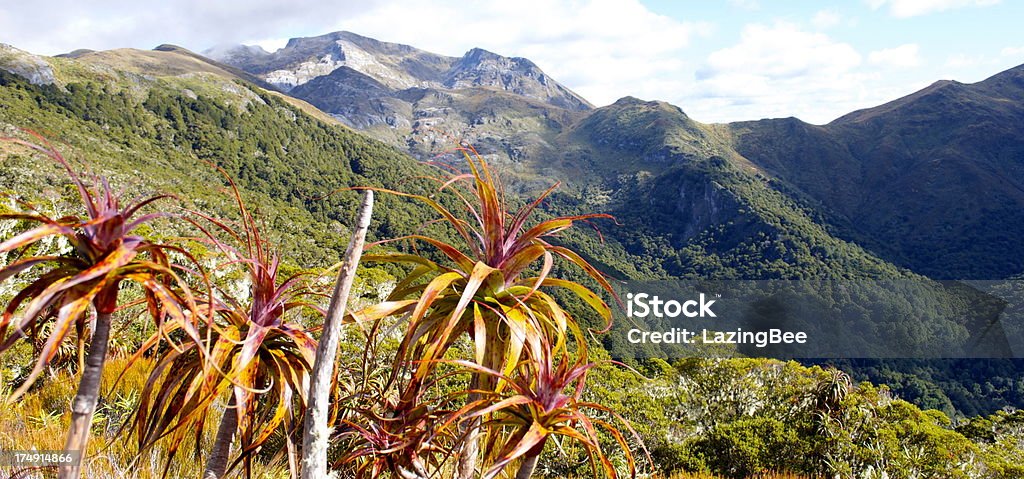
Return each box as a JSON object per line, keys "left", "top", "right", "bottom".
{"left": 515, "top": 453, "right": 540, "bottom": 479}
{"left": 58, "top": 311, "right": 113, "bottom": 479}
{"left": 457, "top": 418, "right": 481, "bottom": 478}
{"left": 204, "top": 394, "right": 238, "bottom": 479}
{"left": 301, "top": 190, "right": 374, "bottom": 479}
{"left": 456, "top": 387, "right": 481, "bottom": 479}
{"left": 75, "top": 322, "right": 85, "bottom": 373}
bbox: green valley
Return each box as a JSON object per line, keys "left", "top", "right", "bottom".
{"left": 2, "top": 36, "right": 1024, "bottom": 478}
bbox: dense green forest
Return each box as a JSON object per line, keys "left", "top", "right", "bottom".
{"left": 2, "top": 55, "right": 1024, "bottom": 478}
{"left": 1, "top": 57, "right": 1019, "bottom": 418}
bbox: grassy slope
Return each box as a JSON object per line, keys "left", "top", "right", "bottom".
{"left": 0, "top": 50, "right": 452, "bottom": 269}
{"left": 2, "top": 46, "right": 1024, "bottom": 479}
{"left": 6, "top": 47, "right": 1013, "bottom": 418}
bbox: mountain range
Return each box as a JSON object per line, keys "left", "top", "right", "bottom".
{"left": 206, "top": 31, "right": 1024, "bottom": 280}
{"left": 730, "top": 68, "right": 1024, "bottom": 279}
{"left": 3, "top": 31, "right": 1024, "bottom": 414}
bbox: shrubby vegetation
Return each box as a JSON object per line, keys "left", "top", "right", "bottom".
{"left": 0, "top": 69, "right": 450, "bottom": 267}
{"left": 2, "top": 64, "right": 1024, "bottom": 478}
{"left": 576, "top": 357, "right": 1024, "bottom": 479}
{"left": 0, "top": 129, "right": 641, "bottom": 478}
{"left": 4, "top": 63, "right": 1020, "bottom": 418}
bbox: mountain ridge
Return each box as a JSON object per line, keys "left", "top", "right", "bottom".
{"left": 731, "top": 63, "right": 1024, "bottom": 279}
{"left": 11, "top": 34, "right": 1024, "bottom": 280}
{"left": 207, "top": 31, "right": 591, "bottom": 111}
{"left": 4, "top": 36, "right": 1024, "bottom": 417}
{"left": 210, "top": 30, "right": 1024, "bottom": 279}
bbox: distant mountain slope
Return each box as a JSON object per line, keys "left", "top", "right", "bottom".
{"left": 4, "top": 40, "right": 1023, "bottom": 416}
{"left": 209, "top": 31, "right": 590, "bottom": 111}
{"left": 0, "top": 40, "right": 913, "bottom": 282}
{"left": 0, "top": 44, "right": 452, "bottom": 269}
{"left": 45, "top": 43, "right": 345, "bottom": 127}
{"left": 208, "top": 30, "right": 965, "bottom": 279}
{"left": 209, "top": 31, "right": 591, "bottom": 166}
{"left": 729, "top": 65, "right": 1024, "bottom": 279}
{"left": 69, "top": 44, "right": 276, "bottom": 88}
{"left": 212, "top": 31, "right": 1024, "bottom": 281}
{"left": 548, "top": 97, "right": 905, "bottom": 279}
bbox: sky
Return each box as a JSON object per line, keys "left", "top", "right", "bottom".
{"left": 1, "top": 0, "right": 1022, "bottom": 124}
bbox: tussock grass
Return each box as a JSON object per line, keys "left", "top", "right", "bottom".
{"left": 0, "top": 357, "right": 290, "bottom": 478}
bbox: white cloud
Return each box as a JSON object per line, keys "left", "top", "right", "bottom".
{"left": 684, "top": 22, "right": 911, "bottom": 124}
{"left": 700, "top": 23, "right": 861, "bottom": 80}
{"left": 0, "top": 0, "right": 390, "bottom": 56}
{"left": 867, "top": 0, "right": 1000, "bottom": 18}
{"left": 812, "top": 9, "right": 842, "bottom": 29}
{"left": 334, "top": 0, "right": 712, "bottom": 107}
{"left": 1001, "top": 46, "right": 1024, "bottom": 57}
{"left": 869, "top": 44, "right": 922, "bottom": 68}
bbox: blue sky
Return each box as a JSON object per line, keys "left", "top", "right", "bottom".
{"left": 630, "top": 0, "right": 1024, "bottom": 122}
{"left": 1, "top": 0, "right": 1022, "bottom": 123}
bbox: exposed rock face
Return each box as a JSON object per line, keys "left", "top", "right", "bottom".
{"left": 290, "top": 66, "right": 411, "bottom": 129}
{"left": 264, "top": 54, "right": 345, "bottom": 91}
{"left": 209, "top": 31, "right": 592, "bottom": 166}
{"left": 675, "top": 179, "right": 730, "bottom": 240}
{"left": 445, "top": 48, "right": 590, "bottom": 111}
{"left": 210, "top": 31, "right": 591, "bottom": 110}
{"left": 206, "top": 31, "right": 451, "bottom": 92}
{"left": 0, "top": 44, "right": 55, "bottom": 86}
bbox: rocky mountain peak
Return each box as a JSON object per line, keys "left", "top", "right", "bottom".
{"left": 212, "top": 31, "right": 592, "bottom": 112}
{"left": 210, "top": 31, "right": 450, "bottom": 92}
{"left": 443, "top": 47, "right": 590, "bottom": 111}
{"left": 448, "top": 48, "right": 540, "bottom": 80}
{"left": 458, "top": 47, "right": 527, "bottom": 65}
{"left": 333, "top": 31, "right": 426, "bottom": 57}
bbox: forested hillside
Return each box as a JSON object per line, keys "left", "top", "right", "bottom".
{"left": 729, "top": 66, "right": 1024, "bottom": 280}
{"left": 2, "top": 44, "right": 1024, "bottom": 478}
{"left": 2, "top": 43, "right": 1021, "bottom": 418}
